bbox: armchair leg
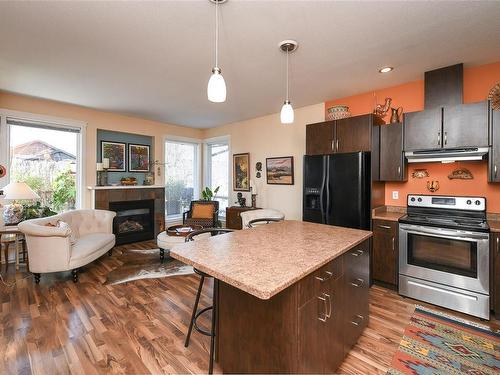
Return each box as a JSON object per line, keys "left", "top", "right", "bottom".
{"left": 34, "top": 273, "right": 41, "bottom": 284}
{"left": 72, "top": 269, "right": 79, "bottom": 283}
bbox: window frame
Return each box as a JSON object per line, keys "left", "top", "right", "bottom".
{"left": 0, "top": 108, "right": 86, "bottom": 209}
{"left": 163, "top": 135, "right": 202, "bottom": 224}
{"left": 203, "top": 135, "right": 231, "bottom": 220}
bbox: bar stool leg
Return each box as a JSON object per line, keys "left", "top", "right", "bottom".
{"left": 209, "top": 279, "right": 218, "bottom": 375}
{"left": 185, "top": 274, "right": 205, "bottom": 347}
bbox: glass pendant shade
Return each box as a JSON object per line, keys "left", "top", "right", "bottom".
{"left": 207, "top": 67, "right": 226, "bottom": 103}
{"left": 280, "top": 100, "right": 294, "bottom": 124}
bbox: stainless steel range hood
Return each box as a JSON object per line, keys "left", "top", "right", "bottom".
{"left": 405, "top": 147, "right": 489, "bottom": 163}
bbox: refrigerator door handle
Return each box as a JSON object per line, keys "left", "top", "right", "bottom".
{"left": 319, "top": 156, "right": 327, "bottom": 224}
{"left": 325, "top": 156, "right": 330, "bottom": 225}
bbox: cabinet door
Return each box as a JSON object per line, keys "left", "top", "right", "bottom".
{"left": 306, "top": 121, "right": 335, "bottom": 155}
{"left": 380, "top": 123, "right": 406, "bottom": 181}
{"left": 443, "top": 101, "right": 489, "bottom": 148}
{"left": 335, "top": 115, "right": 372, "bottom": 153}
{"left": 490, "top": 109, "right": 500, "bottom": 182}
{"left": 493, "top": 233, "right": 500, "bottom": 320}
{"left": 324, "top": 276, "right": 345, "bottom": 372}
{"left": 343, "top": 242, "right": 369, "bottom": 353}
{"left": 372, "top": 220, "right": 398, "bottom": 286}
{"left": 404, "top": 108, "right": 442, "bottom": 151}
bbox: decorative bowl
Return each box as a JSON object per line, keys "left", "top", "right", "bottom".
{"left": 326, "top": 105, "right": 351, "bottom": 121}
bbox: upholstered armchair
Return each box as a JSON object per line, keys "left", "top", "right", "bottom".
{"left": 240, "top": 208, "right": 285, "bottom": 229}
{"left": 18, "top": 209, "right": 116, "bottom": 283}
{"left": 183, "top": 200, "right": 219, "bottom": 228}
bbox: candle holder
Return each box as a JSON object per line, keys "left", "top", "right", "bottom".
{"left": 251, "top": 194, "right": 257, "bottom": 208}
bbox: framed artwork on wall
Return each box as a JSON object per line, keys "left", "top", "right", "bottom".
{"left": 101, "top": 141, "right": 126, "bottom": 171}
{"left": 128, "top": 143, "right": 150, "bottom": 172}
{"left": 233, "top": 153, "right": 250, "bottom": 191}
{"left": 266, "top": 156, "right": 294, "bottom": 185}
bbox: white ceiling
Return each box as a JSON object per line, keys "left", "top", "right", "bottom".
{"left": 0, "top": 1, "right": 499, "bottom": 128}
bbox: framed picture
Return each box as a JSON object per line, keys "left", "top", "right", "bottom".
{"left": 233, "top": 153, "right": 250, "bottom": 191}
{"left": 128, "top": 143, "right": 150, "bottom": 172}
{"left": 101, "top": 141, "right": 126, "bottom": 171}
{"left": 266, "top": 156, "right": 294, "bottom": 185}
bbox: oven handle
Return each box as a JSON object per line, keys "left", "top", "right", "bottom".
{"left": 399, "top": 224, "right": 489, "bottom": 241}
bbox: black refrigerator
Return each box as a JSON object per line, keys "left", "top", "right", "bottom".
{"left": 303, "top": 152, "right": 371, "bottom": 230}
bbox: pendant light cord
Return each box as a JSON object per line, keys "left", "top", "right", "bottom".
{"left": 215, "top": 0, "right": 219, "bottom": 68}
{"left": 286, "top": 48, "right": 289, "bottom": 101}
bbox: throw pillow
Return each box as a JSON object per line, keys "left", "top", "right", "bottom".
{"left": 57, "top": 221, "right": 77, "bottom": 245}
{"left": 191, "top": 204, "right": 214, "bottom": 219}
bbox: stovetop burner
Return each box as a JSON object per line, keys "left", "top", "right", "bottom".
{"left": 399, "top": 194, "right": 489, "bottom": 232}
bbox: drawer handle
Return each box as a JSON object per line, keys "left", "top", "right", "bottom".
{"left": 350, "top": 249, "right": 364, "bottom": 257}
{"left": 350, "top": 314, "right": 365, "bottom": 326}
{"left": 317, "top": 294, "right": 328, "bottom": 322}
{"left": 392, "top": 237, "right": 395, "bottom": 252}
{"left": 324, "top": 293, "right": 332, "bottom": 318}
{"left": 315, "top": 270, "right": 334, "bottom": 282}
{"left": 378, "top": 225, "right": 391, "bottom": 229}
{"left": 495, "top": 165, "right": 498, "bottom": 179}
{"left": 350, "top": 278, "right": 364, "bottom": 288}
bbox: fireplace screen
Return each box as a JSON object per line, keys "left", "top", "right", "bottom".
{"left": 109, "top": 199, "right": 155, "bottom": 245}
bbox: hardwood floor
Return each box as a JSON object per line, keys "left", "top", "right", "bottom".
{"left": 0, "top": 240, "right": 498, "bottom": 375}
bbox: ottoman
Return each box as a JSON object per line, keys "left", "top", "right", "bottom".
{"left": 157, "top": 231, "right": 185, "bottom": 263}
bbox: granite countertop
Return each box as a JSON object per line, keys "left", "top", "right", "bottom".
{"left": 170, "top": 220, "right": 372, "bottom": 300}
{"left": 372, "top": 206, "right": 406, "bottom": 222}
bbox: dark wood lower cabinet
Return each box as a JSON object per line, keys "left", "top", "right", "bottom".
{"left": 225, "top": 206, "right": 260, "bottom": 229}
{"left": 372, "top": 219, "right": 398, "bottom": 288}
{"left": 492, "top": 232, "right": 500, "bottom": 319}
{"left": 217, "top": 240, "right": 370, "bottom": 374}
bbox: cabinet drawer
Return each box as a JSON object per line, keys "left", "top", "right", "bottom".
{"left": 298, "top": 257, "right": 343, "bottom": 307}
{"left": 373, "top": 219, "right": 397, "bottom": 233}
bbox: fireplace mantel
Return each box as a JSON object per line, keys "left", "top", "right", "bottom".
{"left": 88, "top": 185, "right": 164, "bottom": 190}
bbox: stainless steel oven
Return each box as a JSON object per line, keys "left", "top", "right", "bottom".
{"left": 398, "top": 195, "right": 490, "bottom": 319}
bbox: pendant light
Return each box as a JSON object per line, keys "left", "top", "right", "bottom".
{"left": 207, "top": 0, "right": 227, "bottom": 103}
{"left": 279, "top": 40, "right": 298, "bottom": 124}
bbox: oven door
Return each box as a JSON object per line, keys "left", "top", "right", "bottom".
{"left": 399, "top": 224, "right": 489, "bottom": 294}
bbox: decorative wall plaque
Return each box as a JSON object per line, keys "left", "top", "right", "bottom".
{"left": 448, "top": 168, "right": 473, "bottom": 180}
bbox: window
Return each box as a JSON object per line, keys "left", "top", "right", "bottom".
{"left": 165, "top": 139, "right": 200, "bottom": 221}
{"left": 205, "top": 140, "right": 229, "bottom": 218}
{"left": 0, "top": 113, "right": 84, "bottom": 212}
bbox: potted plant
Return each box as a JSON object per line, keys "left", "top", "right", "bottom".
{"left": 201, "top": 186, "right": 220, "bottom": 201}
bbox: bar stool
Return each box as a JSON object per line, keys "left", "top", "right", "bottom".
{"left": 184, "top": 228, "right": 234, "bottom": 374}
{"left": 247, "top": 217, "right": 284, "bottom": 228}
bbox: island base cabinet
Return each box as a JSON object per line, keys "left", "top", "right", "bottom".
{"left": 216, "top": 240, "right": 370, "bottom": 374}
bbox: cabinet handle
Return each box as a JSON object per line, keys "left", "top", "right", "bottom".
{"left": 315, "top": 270, "right": 333, "bottom": 282}
{"left": 495, "top": 165, "right": 498, "bottom": 179}
{"left": 324, "top": 293, "right": 332, "bottom": 318}
{"left": 392, "top": 237, "right": 395, "bottom": 252}
{"left": 350, "top": 278, "right": 365, "bottom": 288}
{"left": 350, "top": 315, "right": 365, "bottom": 326}
{"left": 378, "top": 225, "right": 391, "bottom": 229}
{"left": 336, "top": 139, "right": 339, "bottom": 152}
{"left": 437, "top": 132, "right": 441, "bottom": 145}
{"left": 331, "top": 139, "right": 335, "bottom": 151}
{"left": 397, "top": 166, "right": 401, "bottom": 176}
{"left": 350, "top": 249, "right": 364, "bottom": 257}
{"left": 317, "top": 295, "right": 328, "bottom": 322}
{"left": 444, "top": 131, "right": 447, "bottom": 145}
{"left": 496, "top": 237, "right": 499, "bottom": 254}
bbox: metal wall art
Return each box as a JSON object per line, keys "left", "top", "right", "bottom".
{"left": 255, "top": 162, "right": 262, "bottom": 178}
{"left": 426, "top": 180, "right": 440, "bottom": 193}
{"left": 448, "top": 168, "right": 473, "bottom": 180}
{"left": 412, "top": 169, "right": 429, "bottom": 179}
{"left": 488, "top": 82, "right": 500, "bottom": 110}
{"left": 0, "top": 164, "right": 6, "bottom": 179}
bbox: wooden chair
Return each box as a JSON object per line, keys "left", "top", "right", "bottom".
{"left": 184, "top": 228, "right": 234, "bottom": 374}
{"left": 183, "top": 200, "right": 219, "bottom": 228}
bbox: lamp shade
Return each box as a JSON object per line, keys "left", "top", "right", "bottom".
{"left": 207, "top": 68, "right": 227, "bottom": 103}
{"left": 280, "top": 100, "right": 294, "bottom": 124}
{"left": 3, "top": 182, "right": 40, "bottom": 200}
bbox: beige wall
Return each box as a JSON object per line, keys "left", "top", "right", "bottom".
{"left": 0, "top": 91, "right": 203, "bottom": 208}
{"left": 203, "top": 103, "right": 324, "bottom": 220}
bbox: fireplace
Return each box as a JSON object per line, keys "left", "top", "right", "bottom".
{"left": 109, "top": 199, "right": 155, "bottom": 245}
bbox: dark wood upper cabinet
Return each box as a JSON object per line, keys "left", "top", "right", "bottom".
{"left": 372, "top": 219, "right": 398, "bottom": 287}
{"left": 379, "top": 123, "right": 406, "bottom": 181}
{"left": 306, "top": 121, "right": 335, "bottom": 155}
{"left": 490, "top": 109, "right": 500, "bottom": 182}
{"left": 403, "top": 108, "right": 443, "bottom": 151}
{"left": 306, "top": 114, "right": 383, "bottom": 156}
{"left": 443, "top": 101, "right": 489, "bottom": 148}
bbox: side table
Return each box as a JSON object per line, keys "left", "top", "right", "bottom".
{"left": 0, "top": 225, "right": 26, "bottom": 270}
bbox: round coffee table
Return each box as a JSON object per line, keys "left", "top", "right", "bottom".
{"left": 157, "top": 224, "right": 203, "bottom": 263}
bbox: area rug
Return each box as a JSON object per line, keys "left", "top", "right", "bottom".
{"left": 104, "top": 248, "right": 194, "bottom": 285}
{"left": 387, "top": 305, "right": 499, "bottom": 375}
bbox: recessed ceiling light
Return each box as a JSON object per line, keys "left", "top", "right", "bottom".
{"left": 379, "top": 66, "right": 394, "bottom": 73}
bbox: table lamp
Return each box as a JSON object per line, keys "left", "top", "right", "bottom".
{"left": 2, "top": 182, "right": 40, "bottom": 225}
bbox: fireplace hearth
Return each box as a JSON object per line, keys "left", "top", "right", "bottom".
{"left": 109, "top": 199, "right": 155, "bottom": 245}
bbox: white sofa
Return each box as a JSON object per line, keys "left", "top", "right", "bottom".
{"left": 240, "top": 208, "right": 285, "bottom": 229}
{"left": 18, "top": 209, "right": 116, "bottom": 283}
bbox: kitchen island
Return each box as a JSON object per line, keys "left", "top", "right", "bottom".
{"left": 170, "top": 220, "right": 372, "bottom": 374}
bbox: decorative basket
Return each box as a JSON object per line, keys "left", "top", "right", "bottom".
{"left": 326, "top": 105, "right": 351, "bottom": 121}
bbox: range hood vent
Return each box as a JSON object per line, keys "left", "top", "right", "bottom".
{"left": 405, "top": 147, "right": 488, "bottom": 163}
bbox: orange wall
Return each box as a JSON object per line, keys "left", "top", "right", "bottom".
{"left": 325, "top": 61, "right": 500, "bottom": 212}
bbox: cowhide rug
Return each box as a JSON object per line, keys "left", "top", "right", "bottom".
{"left": 104, "top": 248, "right": 194, "bottom": 285}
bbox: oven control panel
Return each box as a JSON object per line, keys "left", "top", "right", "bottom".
{"left": 407, "top": 194, "right": 486, "bottom": 211}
